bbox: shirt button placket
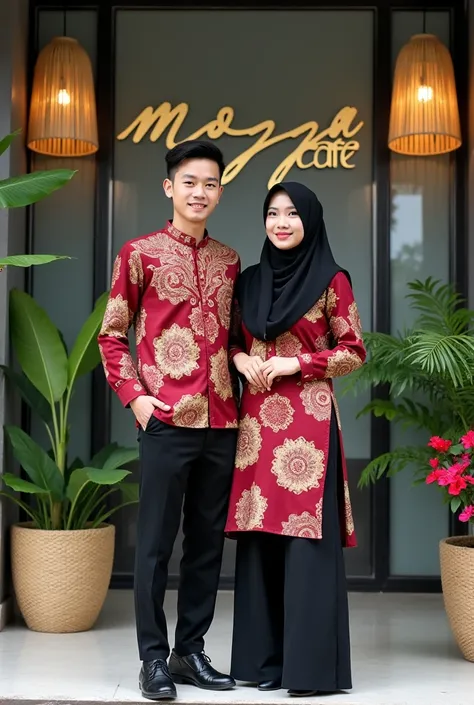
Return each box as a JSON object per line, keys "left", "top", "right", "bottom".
{"left": 196, "top": 250, "right": 211, "bottom": 426}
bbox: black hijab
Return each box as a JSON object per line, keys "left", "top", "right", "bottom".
{"left": 238, "top": 181, "right": 350, "bottom": 341}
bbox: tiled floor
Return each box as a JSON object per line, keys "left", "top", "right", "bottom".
{"left": 0, "top": 590, "right": 472, "bottom": 704}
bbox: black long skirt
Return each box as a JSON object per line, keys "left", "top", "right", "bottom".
{"left": 230, "top": 410, "right": 352, "bottom": 693}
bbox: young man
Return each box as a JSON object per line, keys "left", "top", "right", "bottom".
{"left": 98, "top": 141, "right": 240, "bottom": 700}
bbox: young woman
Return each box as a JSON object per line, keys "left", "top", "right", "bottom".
{"left": 225, "top": 181, "right": 366, "bottom": 697}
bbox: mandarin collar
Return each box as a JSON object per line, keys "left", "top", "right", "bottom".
{"left": 165, "top": 220, "right": 209, "bottom": 248}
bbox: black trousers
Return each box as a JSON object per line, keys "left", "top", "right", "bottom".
{"left": 135, "top": 416, "right": 237, "bottom": 661}
{"left": 230, "top": 411, "right": 352, "bottom": 692}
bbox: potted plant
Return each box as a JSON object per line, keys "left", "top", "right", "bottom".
{"left": 347, "top": 277, "right": 474, "bottom": 660}
{"left": 348, "top": 278, "right": 474, "bottom": 485}
{"left": 0, "top": 129, "right": 73, "bottom": 270}
{"left": 426, "top": 434, "right": 474, "bottom": 662}
{"left": 0, "top": 289, "right": 139, "bottom": 633}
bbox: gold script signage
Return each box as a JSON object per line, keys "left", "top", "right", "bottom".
{"left": 117, "top": 102, "right": 364, "bottom": 188}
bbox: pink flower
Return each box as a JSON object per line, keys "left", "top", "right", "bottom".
{"left": 437, "top": 470, "right": 456, "bottom": 486}
{"left": 429, "top": 458, "right": 439, "bottom": 469}
{"left": 459, "top": 506, "right": 474, "bottom": 522}
{"left": 461, "top": 430, "right": 474, "bottom": 449}
{"left": 426, "top": 469, "right": 444, "bottom": 484}
{"left": 448, "top": 476, "right": 468, "bottom": 496}
{"left": 428, "top": 436, "right": 452, "bottom": 453}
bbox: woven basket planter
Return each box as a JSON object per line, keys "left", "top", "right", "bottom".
{"left": 11, "top": 522, "right": 115, "bottom": 633}
{"left": 440, "top": 536, "right": 474, "bottom": 662}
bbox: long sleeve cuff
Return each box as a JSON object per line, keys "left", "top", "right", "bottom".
{"left": 115, "top": 378, "right": 147, "bottom": 408}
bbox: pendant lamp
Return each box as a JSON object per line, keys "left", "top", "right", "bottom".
{"left": 388, "top": 33, "right": 461, "bottom": 156}
{"left": 28, "top": 34, "right": 98, "bottom": 157}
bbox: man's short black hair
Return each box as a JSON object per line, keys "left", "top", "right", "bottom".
{"left": 165, "top": 140, "right": 225, "bottom": 182}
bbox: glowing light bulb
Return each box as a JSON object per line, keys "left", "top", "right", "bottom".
{"left": 57, "top": 88, "right": 71, "bottom": 105}
{"left": 417, "top": 85, "right": 433, "bottom": 103}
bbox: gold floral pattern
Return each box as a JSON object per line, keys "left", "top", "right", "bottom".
{"left": 275, "top": 332, "right": 302, "bottom": 357}
{"left": 111, "top": 256, "right": 121, "bottom": 288}
{"left": 146, "top": 234, "right": 238, "bottom": 310}
{"left": 332, "top": 394, "right": 342, "bottom": 430}
{"left": 135, "top": 307, "right": 147, "bottom": 345}
{"left": 348, "top": 301, "right": 363, "bottom": 341}
{"left": 281, "top": 499, "right": 323, "bottom": 538}
{"left": 189, "top": 308, "right": 219, "bottom": 344}
{"left": 119, "top": 353, "right": 136, "bottom": 380}
{"left": 172, "top": 393, "right": 208, "bottom": 428}
{"left": 235, "top": 483, "right": 268, "bottom": 530}
{"left": 141, "top": 363, "right": 164, "bottom": 397}
{"left": 249, "top": 339, "right": 267, "bottom": 360}
{"left": 324, "top": 349, "right": 362, "bottom": 379}
{"left": 99, "top": 345, "right": 109, "bottom": 378}
{"left": 210, "top": 347, "right": 233, "bottom": 401}
{"left": 330, "top": 316, "right": 350, "bottom": 339}
{"left": 300, "top": 381, "right": 332, "bottom": 421}
{"left": 129, "top": 249, "right": 144, "bottom": 288}
{"left": 259, "top": 394, "right": 295, "bottom": 432}
{"left": 154, "top": 324, "right": 200, "bottom": 379}
{"left": 249, "top": 385, "right": 265, "bottom": 396}
{"left": 344, "top": 481, "right": 355, "bottom": 535}
{"left": 304, "top": 294, "right": 325, "bottom": 322}
{"left": 216, "top": 274, "right": 233, "bottom": 328}
{"left": 301, "top": 353, "right": 312, "bottom": 364}
{"left": 100, "top": 294, "right": 131, "bottom": 337}
{"left": 326, "top": 287, "right": 339, "bottom": 316}
{"left": 225, "top": 420, "right": 239, "bottom": 429}
{"left": 315, "top": 333, "right": 331, "bottom": 352}
{"left": 236, "top": 415, "right": 262, "bottom": 470}
{"left": 272, "top": 437, "right": 325, "bottom": 494}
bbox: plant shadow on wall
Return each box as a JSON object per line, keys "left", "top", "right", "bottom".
{"left": 347, "top": 278, "right": 474, "bottom": 661}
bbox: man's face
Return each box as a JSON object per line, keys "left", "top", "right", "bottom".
{"left": 163, "top": 158, "right": 223, "bottom": 226}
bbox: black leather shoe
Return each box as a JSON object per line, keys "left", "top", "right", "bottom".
{"left": 169, "top": 650, "right": 235, "bottom": 690}
{"left": 139, "top": 660, "right": 177, "bottom": 700}
{"left": 288, "top": 690, "right": 319, "bottom": 697}
{"left": 258, "top": 679, "right": 282, "bottom": 691}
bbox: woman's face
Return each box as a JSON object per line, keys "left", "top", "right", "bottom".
{"left": 265, "top": 191, "right": 304, "bottom": 250}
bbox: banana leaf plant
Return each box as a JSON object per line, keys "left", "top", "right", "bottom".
{"left": 0, "top": 289, "right": 139, "bottom": 530}
{"left": 347, "top": 278, "right": 474, "bottom": 488}
{"left": 0, "top": 130, "right": 73, "bottom": 270}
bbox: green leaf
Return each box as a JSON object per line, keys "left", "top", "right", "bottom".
{"left": 2, "top": 473, "right": 47, "bottom": 494}
{"left": 66, "top": 467, "right": 89, "bottom": 503}
{"left": 5, "top": 425, "right": 64, "bottom": 501}
{"left": 103, "top": 447, "right": 139, "bottom": 470}
{"left": 451, "top": 497, "right": 462, "bottom": 513}
{"left": 90, "top": 443, "right": 119, "bottom": 469}
{"left": 120, "top": 482, "right": 139, "bottom": 503}
{"left": 449, "top": 444, "right": 464, "bottom": 456}
{"left": 0, "top": 169, "right": 76, "bottom": 209}
{"left": 0, "top": 129, "right": 21, "bottom": 157}
{"left": 358, "top": 446, "right": 432, "bottom": 487}
{"left": 68, "top": 292, "right": 109, "bottom": 386}
{"left": 0, "top": 365, "right": 52, "bottom": 424}
{"left": 85, "top": 467, "right": 132, "bottom": 485}
{"left": 0, "top": 254, "right": 71, "bottom": 268}
{"left": 89, "top": 443, "right": 138, "bottom": 470}
{"left": 9, "top": 288, "right": 68, "bottom": 404}
{"left": 0, "top": 490, "right": 42, "bottom": 525}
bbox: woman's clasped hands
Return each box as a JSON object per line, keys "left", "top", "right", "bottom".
{"left": 233, "top": 352, "right": 301, "bottom": 392}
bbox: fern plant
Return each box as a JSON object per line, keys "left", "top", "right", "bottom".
{"left": 348, "top": 278, "right": 474, "bottom": 487}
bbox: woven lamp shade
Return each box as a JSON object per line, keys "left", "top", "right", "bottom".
{"left": 388, "top": 33, "right": 461, "bottom": 156}
{"left": 28, "top": 37, "right": 98, "bottom": 157}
